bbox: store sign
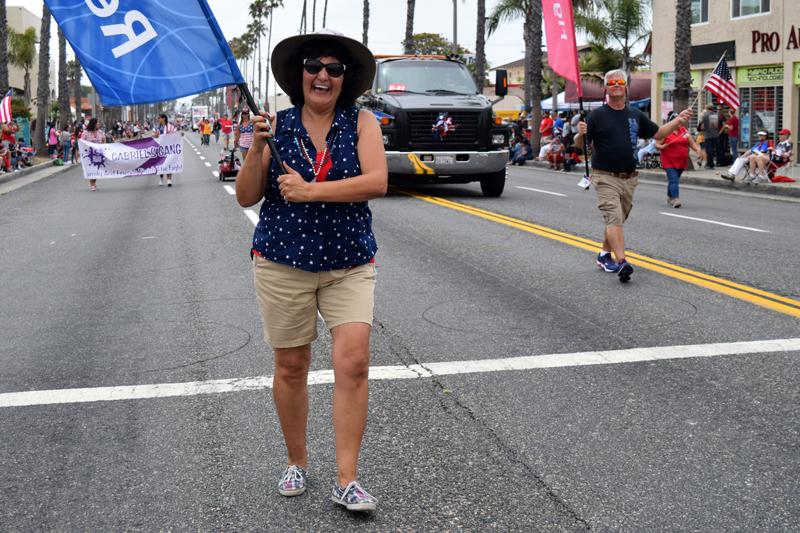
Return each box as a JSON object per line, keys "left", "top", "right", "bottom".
{"left": 736, "top": 65, "right": 783, "bottom": 85}
{"left": 661, "top": 71, "right": 701, "bottom": 90}
{"left": 752, "top": 26, "right": 800, "bottom": 52}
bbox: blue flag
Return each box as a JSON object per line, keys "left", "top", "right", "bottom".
{"left": 45, "top": 0, "right": 245, "bottom": 106}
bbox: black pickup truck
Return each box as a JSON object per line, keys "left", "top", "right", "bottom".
{"left": 358, "top": 56, "right": 509, "bottom": 196}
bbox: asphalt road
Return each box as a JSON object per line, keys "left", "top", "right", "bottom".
{"left": 0, "top": 133, "right": 798, "bottom": 531}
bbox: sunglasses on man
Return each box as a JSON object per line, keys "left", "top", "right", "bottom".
{"left": 606, "top": 79, "right": 627, "bottom": 87}
{"left": 303, "top": 58, "right": 346, "bottom": 78}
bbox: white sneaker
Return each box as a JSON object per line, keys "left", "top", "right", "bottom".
{"left": 158, "top": 176, "right": 164, "bottom": 186}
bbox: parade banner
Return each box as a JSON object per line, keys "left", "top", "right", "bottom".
{"left": 78, "top": 134, "right": 184, "bottom": 179}
{"left": 542, "top": 0, "right": 583, "bottom": 97}
{"left": 44, "top": 0, "right": 244, "bottom": 106}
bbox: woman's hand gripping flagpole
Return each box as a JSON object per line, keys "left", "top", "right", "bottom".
{"left": 239, "top": 83, "right": 283, "bottom": 170}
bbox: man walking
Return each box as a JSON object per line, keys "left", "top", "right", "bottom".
{"left": 218, "top": 113, "right": 233, "bottom": 150}
{"left": 575, "top": 69, "right": 692, "bottom": 282}
{"left": 699, "top": 104, "right": 721, "bottom": 169}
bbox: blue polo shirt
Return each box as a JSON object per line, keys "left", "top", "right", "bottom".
{"left": 251, "top": 105, "right": 377, "bottom": 272}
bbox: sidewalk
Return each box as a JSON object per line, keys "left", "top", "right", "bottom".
{"left": 528, "top": 160, "right": 800, "bottom": 199}
{"left": 0, "top": 160, "right": 77, "bottom": 196}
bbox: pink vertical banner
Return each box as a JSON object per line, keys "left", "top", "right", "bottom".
{"left": 541, "top": 0, "right": 582, "bottom": 98}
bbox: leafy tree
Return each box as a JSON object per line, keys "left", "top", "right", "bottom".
{"left": 575, "top": 0, "right": 651, "bottom": 79}
{"left": 405, "top": 33, "right": 470, "bottom": 56}
{"left": 8, "top": 26, "right": 37, "bottom": 103}
{"left": 11, "top": 97, "right": 30, "bottom": 120}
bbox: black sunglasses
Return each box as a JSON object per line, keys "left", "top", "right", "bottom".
{"left": 303, "top": 58, "right": 346, "bottom": 78}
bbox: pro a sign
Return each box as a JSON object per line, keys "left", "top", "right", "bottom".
{"left": 45, "top": 0, "right": 245, "bottom": 106}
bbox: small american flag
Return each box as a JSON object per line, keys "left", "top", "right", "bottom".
{"left": 0, "top": 90, "right": 12, "bottom": 123}
{"left": 705, "top": 57, "right": 739, "bottom": 111}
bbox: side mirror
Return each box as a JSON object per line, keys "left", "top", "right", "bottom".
{"left": 495, "top": 69, "right": 508, "bottom": 97}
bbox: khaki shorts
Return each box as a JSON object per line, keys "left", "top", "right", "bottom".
{"left": 253, "top": 255, "right": 376, "bottom": 348}
{"left": 594, "top": 173, "right": 638, "bottom": 227}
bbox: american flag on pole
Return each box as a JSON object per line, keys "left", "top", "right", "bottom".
{"left": 0, "top": 90, "right": 12, "bottom": 123}
{"left": 705, "top": 57, "right": 739, "bottom": 110}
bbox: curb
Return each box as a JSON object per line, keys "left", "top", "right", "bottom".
{"left": 0, "top": 160, "right": 75, "bottom": 186}
{"left": 525, "top": 160, "right": 800, "bottom": 199}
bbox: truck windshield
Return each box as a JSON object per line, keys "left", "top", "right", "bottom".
{"left": 376, "top": 61, "right": 478, "bottom": 95}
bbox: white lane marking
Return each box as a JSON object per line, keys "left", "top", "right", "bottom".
{"left": 659, "top": 212, "right": 769, "bottom": 233}
{"left": 223, "top": 185, "right": 236, "bottom": 195}
{"left": 516, "top": 186, "right": 567, "bottom": 197}
{"left": 1, "top": 338, "right": 798, "bottom": 408}
{"left": 204, "top": 162, "right": 211, "bottom": 167}
{"left": 244, "top": 209, "right": 259, "bottom": 225}
{"left": 200, "top": 156, "right": 205, "bottom": 160}
{"left": 212, "top": 171, "right": 219, "bottom": 177}
{"left": 141, "top": 236, "right": 157, "bottom": 240}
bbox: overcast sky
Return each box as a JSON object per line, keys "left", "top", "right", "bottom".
{"left": 12, "top": 0, "right": 540, "bottom": 100}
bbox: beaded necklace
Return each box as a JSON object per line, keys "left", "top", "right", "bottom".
{"left": 294, "top": 130, "right": 338, "bottom": 181}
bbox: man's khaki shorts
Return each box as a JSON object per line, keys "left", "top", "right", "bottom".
{"left": 593, "top": 173, "right": 638, "bottom": 227}
{"left": 253, "top": 255, "right": 376, "bottom": 349}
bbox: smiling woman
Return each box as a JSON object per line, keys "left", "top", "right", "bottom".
{"left": 234, "top": 28, "right": 386, "bottom": 514}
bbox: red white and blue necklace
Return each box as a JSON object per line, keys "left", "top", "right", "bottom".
{"left": 294, "top": 130, "right": 338, "bottom": 181}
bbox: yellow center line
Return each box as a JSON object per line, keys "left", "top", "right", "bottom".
{"left": 397, "top": 189, "right": 800, "bottom": 318}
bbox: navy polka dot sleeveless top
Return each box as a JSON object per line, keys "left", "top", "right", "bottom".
{"left": 251, "top": 105, "right": 377, "bottom": 272}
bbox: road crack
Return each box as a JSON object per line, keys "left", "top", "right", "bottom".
{"left": 375, "top": 319, "right": 592, "bottom": 531}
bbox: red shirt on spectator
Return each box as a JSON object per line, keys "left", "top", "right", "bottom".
{"left": 725, "top": 115, "right": 739, "bottom": 139}
{"left": 659, "top": 127, "right": 691, "bottom": 169}
{"left": 539, "top": 116, "right": 554, "bottom": 138}
{"left": 219, "top": 118, "right": 233, "bottom": 134}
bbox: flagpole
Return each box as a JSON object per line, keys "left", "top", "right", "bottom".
{"left": 686, "top": 52, "right": 727, "bottom": 112}
{"left": 579, "top": 96, "right": 591, "bottom": 183}
{"left": 238, "top": 82, "right": 284, "bottom": 169}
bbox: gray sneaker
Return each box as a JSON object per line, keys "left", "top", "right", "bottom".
{"left": 278, "top": 465, "right": 307, "bottom": 497}
{"left": 331, "top": 480, "right": 378, "bottom": 511}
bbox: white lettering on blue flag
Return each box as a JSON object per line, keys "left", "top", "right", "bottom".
{"left": 45, "top": 0, "right": 244, "bottom": 106}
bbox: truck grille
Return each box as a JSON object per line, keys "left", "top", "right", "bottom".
{"left": 407, "top": 111, "right": 480, "bottom": 146}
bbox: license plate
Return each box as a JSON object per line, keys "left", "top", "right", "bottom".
{"left": 434, "top": 155, "right": 455, "bottom": 165}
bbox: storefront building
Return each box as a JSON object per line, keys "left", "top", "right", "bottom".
{"left": 651, "top": 0, "right": 800, "bottom": 158}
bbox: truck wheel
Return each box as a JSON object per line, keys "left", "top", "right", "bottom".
{"left": 479, "top": 169, "right": 506, "bottom": 197}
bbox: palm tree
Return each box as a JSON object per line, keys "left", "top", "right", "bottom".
{"left": 35, "top": 5, "right": 52, "bottom": 156}
{"left": 264, "top": 1, "right": 283, "bottom": 110}
{"left": 67, "top": 59, "right": 82, "bottom": 120}
{"left": 58, "top": 28, "right": 69, "bottom": 126}
{"left": 673, "top": 0, "right": 692, "bottom": 111}
{"left": 403, "top": 0, "right": 415, "bottom": 54}
{"left": 362, "top": 0, "right": 369, "bottom": 46}
{"left": 488, "top": 0, "right": 543, "bottom": 149}
{"left": 8, "top": 27, "right": 37, "bottom": 103}
{"left": 575, "top": 0, "right": 650, "bottom": 81}
{"left": 473, "top": 0, "right": 486, "bottom": 88}
{"left": 312, "top": 0, "right": 317, "bottom": 31}
{"left": 248, "top": 0, "right": 268, "bottom": 100}
{"left": 0, "top": 2, "right": 9, "bottom": 92}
